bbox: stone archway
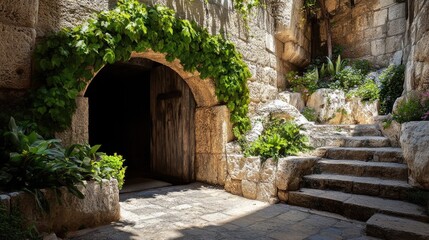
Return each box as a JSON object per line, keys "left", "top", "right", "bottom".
{"left": 56, "top": 51, "right": 233, "bottom": 186}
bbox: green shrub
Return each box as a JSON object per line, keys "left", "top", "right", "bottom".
{"left": 347, "top": 79, "right": 380, "bottom": 102}
{"left": 329, "top": 67, "right": 365, "bottom": 91}
{"left": 0, "top": 207, "right": 40, "bottom": 240}
{"left": 392, "top": 96, "right": 426, "bottom": 123}
{"left": 94, "top": 154, "right": 127, "bottom": 189}
{"left": 286, "top": 69, "right": 319, "bottom": 94}
{"left": 302, "top": 107, "right": 317, "bottom": 122}
{"left": 244, "top": 119, "right": 310, "bottom": 161}
{"left": 352, "top": 59, "right": 372, "bottom": 75}
{"left": 379, "top": 65, "right": 405, "bottom": 114}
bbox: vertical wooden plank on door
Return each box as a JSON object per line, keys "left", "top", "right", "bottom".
{"left": 150, "top": 65, "right": 195, "bottom": 183}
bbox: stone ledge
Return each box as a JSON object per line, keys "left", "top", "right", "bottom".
{"left": 0, "top": 179, "right": 120, "bottom": 234}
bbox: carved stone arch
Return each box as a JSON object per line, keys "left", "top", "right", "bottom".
{"left": 58, "top": 50, "right": 232, "bottom": 186}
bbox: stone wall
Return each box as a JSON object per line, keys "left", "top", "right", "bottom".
{"left": 403, "top": 1, "right": 429, "bottom": 92}
{"left": 0, "top": 179, "right": 120, "bottom": 234}
{"left": 320, "top": 0, "right": 406, "bottom": 67}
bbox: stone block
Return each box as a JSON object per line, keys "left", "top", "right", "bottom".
{"left": 256, "top": 182, "right": 278, "bottom": 203}
{"left": 387, "top": 18, "right": 406, "bottom": 36}
{"left": 226, "top": 154, "right": 245, "bottom": 180}
{"left": 364, "top": 26, "right": 386, "bottom": 40}
{"left": 277, "top": 91, "right": 305, "bottom": 111}
{"left": 388, "top": 3, "right": 406, "bottom": 20}
{"left": 275, "top": 156, "right": 318, "bottom": 191}
{"left": 386, "top": 36, "right": 402, "bottom": 53}
{"left": 37, "top": 0, "right": 109, "bottom": 36}
{"left": 0, "top": 0, "right": 38, "bottom": 28}
{"left": 374, "top": 0, "right": 396, "bottom": 10}
{"left": 0, "top": 23, "right": 35, "bottom": 89}
{"left": 371, "top": 39, "right": 386, "bottom": 56}
{"left": 243, "top": 157, "right": 261, "bottom": 182}
{"left": 265, "top": 33, "right": 275, "bottom": 53}
{"left": 224, "top": 176, "right": 242, "bottom": 196}
{"left": 195, "top": 106, "right": 233, "bottom": 154}
{"left": 241, "top": 180, "right": 257, "bottom": 199}
{"left": 277, "top": 190, "right": 288, "bottom": 202}
{"left": 400, "top": 122, "right": 429, "bottom": 189}
{"left": 196, "top": 153, "right": 223, "bottom": 185}
{"left": 373, "top": 9, "right": 388, "bottom": 27}
{"left": 55, "top": 97, "right": 89, "bottom": 146}
{"left": 260, "top": 158, "right": 277, "bottom": 183}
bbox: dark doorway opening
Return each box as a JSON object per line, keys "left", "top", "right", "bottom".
{"left": 85, "top": 59, "right": 196, "bottom": 186}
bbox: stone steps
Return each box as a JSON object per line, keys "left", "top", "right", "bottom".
{"left": 309, "top": 136, "right": 391, "bottom": 148}
{"left": 305, "top": 124, "right": 382, "bottom": 137}
{"left": 288, "top": 188, "right": 429, "bottom": 222}
{"left": 366, "top": 214, "right": 429, "bottom": 240}
{"left": 323, "top": 147, "right": 404, "bottom": 163}
{"left": 302, "top": 174, "right": 412, "bottom": 200}
{"left": 316, "top": 159, "right": 408, "bottom": 180}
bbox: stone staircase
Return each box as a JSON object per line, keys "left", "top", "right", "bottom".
{"left": 289, "top": 124, "right": 429, "bottom": 239}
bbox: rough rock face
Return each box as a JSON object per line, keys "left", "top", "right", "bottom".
{"left": 277, "top": 91, "right": 305, "bottom": 111}
{"left": 374, "top": 115, "right": 401, "bottom": 147}
{"left": 307, "top": 89, "right": 378, "bottom": 124}
{"left": 400, "top": 122, "right": 429, "bottom": 189}
{"left": 2, "top": 179, "right": 120, "bottom": 234}
{"left": 275, "top": 157, "right": 319, "bottom": 191}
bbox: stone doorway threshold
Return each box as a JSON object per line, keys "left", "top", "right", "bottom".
{"left": 120, "top": 178, "right": 172, "bottom": 194}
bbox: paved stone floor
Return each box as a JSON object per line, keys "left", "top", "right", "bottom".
{"left": 68, "top": 183, "right": 379, "bottom": 240}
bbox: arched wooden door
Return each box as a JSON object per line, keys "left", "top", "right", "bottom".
{"left": 150, "top": 65, "right": 196, "bottom": 183}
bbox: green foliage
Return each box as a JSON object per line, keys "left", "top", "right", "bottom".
{"left": 392, "top": 95, "right": 427, "bottom": 123}
{"left": 347, "top": 79, "right": 380, "bottom": 102}
{"left": 0, "top": 207, "right": 40, "bottom": 240}
{"left": 329, "top": 67, "right": 365, "bottom": 91}
{"left": 0, "top": 118, "right": 126, "bottom": 212}
{"left": 232, "top": 0, "right": 262, "bottom": 23}
{"left": 244, "top": 119, "right": 310, "bottom": 161}
{"left": 321, "top": 55, "right": 346, "bottom": 78}
{"left": 32, "top": 0, "right": 251, "bottom": 137}
{"left": 93, "top": 154, "right": 126, "bottom": 189}
{"left": 301, "top": 107, "right": 317, "bottom": 122}
{"left": 352, "top": 59, "right": 372, "bottom": 75}
{"left": 286, "top": 68, "right": 319, "bottom": 94}
{"left": 379, "top": 65, "right": 405, "bottom": 114}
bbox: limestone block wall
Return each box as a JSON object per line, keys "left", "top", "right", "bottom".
{"left": 321, "top": 0, "right": 406, "bottom": 67}
{"left": 403, "top": 1, "right": 429, "bottom": 92}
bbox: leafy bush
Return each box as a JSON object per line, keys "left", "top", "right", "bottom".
{"left": 347, "top": 79, "right": 380, "bottom": 102}
{"left": 94, "top": 154, "right": 126, "bottom": 189}
{"left": 352, "top": 59, "right": 372, "bottom": 75}
{"left": 379, "top": 65, "right": 405, "bottom": 114}
{"left": 0, "top": 207, "right": 40, "bottom": 240}
{"left": 329, "top": 67, "right": 365, "bottom": 91}
{"left": 0, "top": 118, "right": 126, "bottom": 212}
{"left": 302, "top": 107, "right": 317, "bottom": 122}
{"left": 392, "top": 96, "right": 427, "bottom": 123}
{"left": 244, "top": 119, "right": 310, "bottom": 161}
{"left": 286, "top": 69, "right": 319, "bottom": 94}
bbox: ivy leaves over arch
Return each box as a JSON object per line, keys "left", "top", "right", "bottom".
{"left": 33, "top": 0, "right": 251, "bottom": 137}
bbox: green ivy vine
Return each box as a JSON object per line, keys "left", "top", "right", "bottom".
{"left": 33, "top": 0, "right": 251, "bottom": 137}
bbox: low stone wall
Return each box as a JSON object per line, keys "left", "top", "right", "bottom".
{"left": 0, "top": 179, "right": 120, "bottom": 234}
{"left": 224, "top": 155, "right": 319, "bottom": 203}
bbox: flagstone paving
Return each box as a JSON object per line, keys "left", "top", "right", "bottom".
{"left": 68, "top": 183, "right": 378, "bottom": 240}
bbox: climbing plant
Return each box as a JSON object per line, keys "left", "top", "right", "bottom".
{"left": 33, "top": 0, "right": 251, "bottom": 137}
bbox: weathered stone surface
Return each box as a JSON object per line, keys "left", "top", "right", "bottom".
{"left": 224, "top": 176, "right": 242, "bottom": 196}
{"left": 275, "top": 157, "right": 318, "bottom": 191}
{"left": 256, "top": 99, "right": 309, "bottom": 125}
{"left": 0, "top": 0, "right": 38, "bottom": 27}
{"left": 260, "top": 158, "right": 277, "bottom": 183}
{"left": 277, "top": 91, "right": 305, "bottom": 111}
{"left": 55, "top": 97, "right": 89, "bottom": 146}
{"left": 256, "top": 182, "right": 278, "bottom": 203}
{"left": 0, "top": 23, "right": 35, "bottom": 90}
{"left": 8, "top": 179, "right": 120, "bottom": 233}
{"left": 227, "top": 154, "right": 245, "bottom": 180}
{"left": 388, "top": 3, "right": 406, "bottom": 21}
{"left": 241, "top": 180, "right": 257, "bottom": 200}
{"left": 400, "top": 122, "right": 429, "bottom": 189}
{"left": 374, "top": 115, "right": 401, "bottom": 147}
{"left": 277, "top": 190, "right": 289, "bottom": 202}
{"left": 349, "top": 98, "right": 379, "bottom": 124}
{"left": 195, "top": 106, "right": 232, "bottom": 154}
{"left": 37, "top": 0, "right": 109, "bottom": 36}
{"left": 307, "top": 89, "right": 347, "bottom": 123}
{"left": 387, "top": 18, "right": 406, "bottom": 36}
{"left": 243, "top": 157, "right": 261, "bottom": 182}
{"left": 196, "top": 153, "right": 223, "bottom": 185}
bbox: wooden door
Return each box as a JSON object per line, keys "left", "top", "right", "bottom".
{"left": 150, "top": 65, "right": 196, "bottom": 183}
